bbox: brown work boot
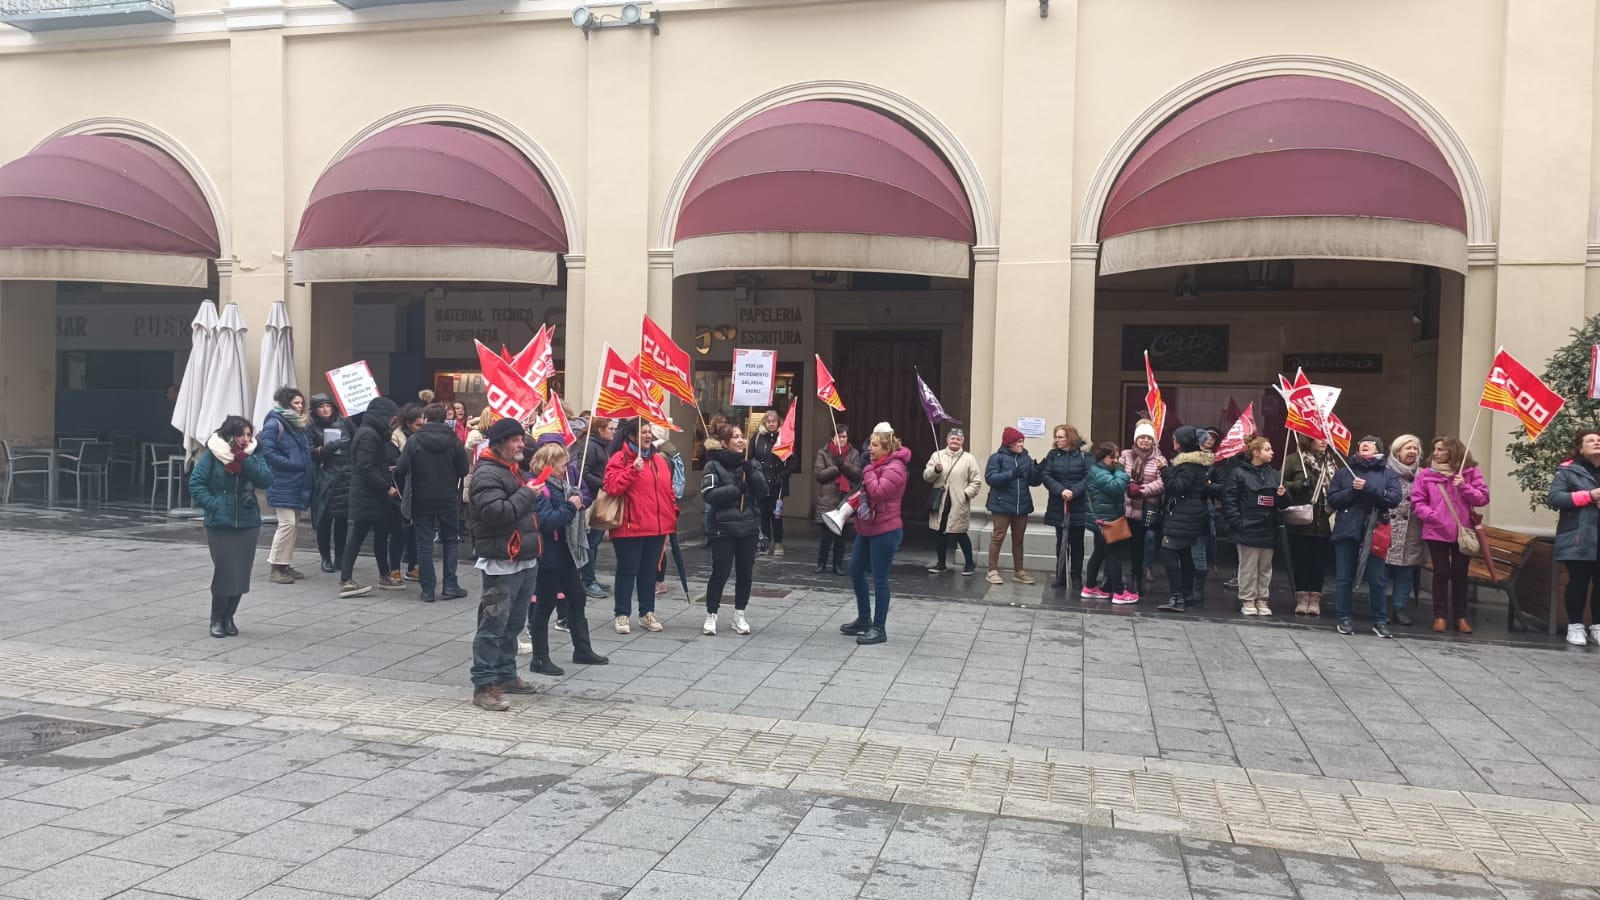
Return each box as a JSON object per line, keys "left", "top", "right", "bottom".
{"left": 284, "top": 566, "right": 306, "bottom": 581}
{"left": 498, "top": 678, "right": 537, "bottom": 694}
{"left": 268, "top": 565, "right": 294, "bottom": 585}
{"left": 472, "top": 685, "right": 509, "bottom": 711}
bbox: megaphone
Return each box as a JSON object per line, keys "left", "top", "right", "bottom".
{"left": 823, "top": 493, "right": 859, "bottom": 535}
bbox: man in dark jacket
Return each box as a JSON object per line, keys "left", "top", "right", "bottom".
{"left": 1156, "top": 426, "right": 1214, "bottom": 612}
{"left": 1329, "top": 435, "right": 1402, "bottom": 637}
{"left": 309, "top": 394, "right": 354, "bottom": 573}
{"left": 467, "top": 418, "right": 542, "bottom": 711}
{"left": 336, "top": 396, "right": 402, "bottom": 599}
{"left": 396, "top": 403, "right": 470, "bottom": 602}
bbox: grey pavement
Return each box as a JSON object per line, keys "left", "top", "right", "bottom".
{"left": 0, "top": 705, "right": 1596, "bottom": 900}
{"left": 4, "top": 530, "right": 1600, "bottom": 803}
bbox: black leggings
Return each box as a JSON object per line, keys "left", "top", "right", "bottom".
{"left": 1163, "top": 542, "right": 1197, "bottom": 598}
{"left": 707, "top": 534, "right": 758, "bottom": 613}
{"left": 758, "top": 495, "right": 784, "bottom": 545}
{"left": 819, "top": 524, "right": 850, "bottom": 566}
{"left": 531, "top": 563, "right": 597, "bottom": 660}
{"left": 1564, "top": 561, "right": 1600, "bottom": 626}
{"left": 1086, "top": 529, "right": 1128, "bottom": 594}
{"left": 934, "top": 501, "right": 973, "bottom": 569}
{"left": 1129, "top": 519, "right": 1150, "bottom": 587}
{"left": 1288, "top": 533, "right": 1329, "bottom": 592}
{"left": 316, "top": 515, "right": 347, "bottom": 563}
{"left": 339, "top": 518, "right": 393, "bottom": 582}
{"left": 1055, "top": 524, "right": 1086, "bottom": 582}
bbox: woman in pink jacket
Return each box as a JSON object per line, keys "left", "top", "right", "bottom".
{"left": 1411, "top": 435, "right": 1490, "bottom": 634}
{"left": 839, "top": 422, "right": 912, "bottom": 646}
{"left": 1119, "top": 419, "right": 1167, "bottom": 601}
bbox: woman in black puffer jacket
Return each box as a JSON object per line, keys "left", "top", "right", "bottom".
{"left": 1040, "top": 425, "right": 1091, "bottom": 590}
{"left": 701, "top": 424, "right": 769, "bottom": 636}
{"left": 1225, "top": 435, "right": 1288, "bottom": 617}
{"left": 1156, "top": 426, "right": 1214, "bottom": 612}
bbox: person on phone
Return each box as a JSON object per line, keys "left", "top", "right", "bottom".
{"left": 602, "top": 419, "right": 679, "bottom": 634}
{"left": 701, "top": 424, "right": 768, "bottom": 635}
{"left": 1329, "top": 435, "right": 1401, "bottom": 637}
{"left": 1549, "top": 430, "right": 1600, "bottom": 646}
{"left": 190, "top": 415, "right": 274, "bottom": 638}
{"left": 1083, "top": 443, "right": 1132, "bottom": 601}
{"left": 527, "top": 437, "right": 610, "bottom": 674}
{"left": 309, "top": 394, "right": 354, "bottom": 574}
{"left": 1411, "top": 435, "right": 1490, "bottom": 635}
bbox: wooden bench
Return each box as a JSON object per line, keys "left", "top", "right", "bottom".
{"left": 1425, "top": 526, "right": 1541, "bottom": 631}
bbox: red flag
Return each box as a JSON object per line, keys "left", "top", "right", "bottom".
{"left": 772, "top": 401, "right": 797, "bottom": 461}
{"left": 528, "top": 391, "right": 576, "bottom": 445}
{"left": 815, "top": 354, "right": 845, "bottom": 412}
{"left": 510, "top": 325, "right": 556, "bottom": 401}
{"left": 1214, "top": 403, "right": 1255, "bottom": 461}
{"left": 1277, "top": 370, "right": 1328, "bottom": 441}
{"left": 629, "top": 356, "right": 668, "bottom": 408}
{"left": 1144, "top": 351, "right": 1166, "bottom": 441}
{"left": 1326, "top": 412, "right": 1352, "bottom": 456}
{"left": 475, "top": 341, "right": 543, "bottom": 423}
{"left": 595, "top": 345, "right": 680, "bottom": 431}
{"left": 639, "top": 315, "right": 695, "bottom": 404}
{"left": 1481, "top": 347, "right": 1565, "bottom": 441}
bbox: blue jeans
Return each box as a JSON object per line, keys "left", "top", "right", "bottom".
{"left": 472, "top": 565, "right": 535, "bottom": 687}
{"left": 1386, "top": 563, "right": 1416, "bottom": 612}
{"left": 1333, "top": 538, "right": 1387, "bottom": 625}
{"left": 581, "top": 528, "right": 605, "bottom": 587}
{"left": 850, "top": 528, "right": 903, "bottom": 627}
{"left": 413, "top": 509, "right": 460, "bottom": 595}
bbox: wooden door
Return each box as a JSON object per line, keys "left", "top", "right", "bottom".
{"left": 833, "top": 330, "right": 943, "bottom": 517}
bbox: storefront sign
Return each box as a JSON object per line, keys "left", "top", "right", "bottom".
{"left": 1016, "top": 416, "right": 1047, "bottom": 438}
{"left": 730, "top": 348, "right": 778, "bottom": 407}
{"left": 695, "top": 290, "right": 815, "bottom": 360}
{"left": 325, "top": 360, "right": 380, "bottom": 416}
{"left": 55, "top": 304, "right": 195, "bottom": 351}
{"left": 1121, "top": 325, "right": 1229, "bottom": 372}
{"left": 425, "top": 290, "right": 565, "bottom": 358}
{"left": 1282, "top": 353, "right": 1384, "bottom": 374}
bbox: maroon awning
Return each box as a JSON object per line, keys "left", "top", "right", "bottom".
{"left": 292, "top": 123, "right": 567, "bottom": 285}
{"left": 0, "top": 134, "right": 220, "bottom": 288}
{"left": 1099, "top": 75, "right": 1469, "bottom": 275}
{"left": 674, "top": 100, "right": 975, "bottom": 278}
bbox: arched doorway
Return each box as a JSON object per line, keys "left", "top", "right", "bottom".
{"left": 291, "top": 119, "right": 575, "bottom": 416}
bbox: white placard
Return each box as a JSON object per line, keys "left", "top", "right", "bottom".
{"left": 1016, "top": 417, "right": 1047, "bottom": 438}
{"left": 730, "top": 348, "right": 778, "bottom": 408}
{"left": 325, "top": 361, "right": 380, "bottom": 417}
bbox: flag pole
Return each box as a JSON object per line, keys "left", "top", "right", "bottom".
{"left": 1279, "top": 428, "right": 1294, "bottom": 488}
{"left": 1463, "top": 406, "right": 1485, "bottom": 458}
{"left": 577, "top": 342, "right": 609, "bottom": 480}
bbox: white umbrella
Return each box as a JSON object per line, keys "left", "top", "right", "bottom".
{"left": 254, "top": 300, "right": 297, "bottom": 427}
{"left": 194, "top": 303, "right": 253, "bottom": 446}
{"left": 170, "top": 299, "right": 219, "bottom": 453}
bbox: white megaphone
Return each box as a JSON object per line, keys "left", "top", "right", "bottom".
{"left": 823, "top": 492, "right": 861, "bottom": 535}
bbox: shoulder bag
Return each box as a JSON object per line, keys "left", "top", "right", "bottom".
{"left": 1438, "top": 485, "right": 1481, "bottom": 557}
{"left": 590, "top": 489, "right": 626, "bottom": 531}
{"left": 1099, "top": 516, "right": 1132, "bottom": 544}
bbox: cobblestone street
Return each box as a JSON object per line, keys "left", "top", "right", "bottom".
{"left": 3, "top": 527, "right": 1600, "bottom": 897}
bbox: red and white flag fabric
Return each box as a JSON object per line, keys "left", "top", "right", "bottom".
{"left": 527, "top": 391, "right": 576, "bottom": 446}
{"left": 639, "top": 315, "right": 695, "bottom": 404}
{"left": 815, "top": 354, "right": 845, "bottom": 412}
{"left": 1591, "top": 345, "right": 1600, "bottom": 400}
{"left": 595, "top": 345, "right": 680, "bottom": 432}
{"left": 1480, "top": 347, "right": 1564, "bottom": 441}
{"left": 1326, "top": 412, "right": 1352, "bottom": 456}
{"left": 629, "top": 356, "right": 669, "bottom": 407}
{"left": 1277, "top": 370, "right": 1328, "bottom": 442}
{"left": 1214, "top": 403, "right": 1255, "bottom": 461}
{"left": 509, "top": 325, "right": 556, "bottom": 401}
{"left": 772, "top": 401, "right": 797, "bottom": 461}
{"left": 475, "top": 340, "right": 543, "bottom": 423}
{"left": 1144, "top": 351, "right": 1167, "bottom": 441}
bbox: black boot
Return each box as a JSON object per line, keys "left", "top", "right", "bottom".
{"left": 567, "top": 598, "right": 609, "bottom": 665}
{"left": 856, "top": 626, "right": 887, "bottom": 645}
{"left": 839, "top": 617, "right": 871, "bottom": 635}
{"left": 530, "top": 656, "right": 566, "bottom": 676}
{"left": 209, "top": 595, "right": 227, "bottom": 638}
{"left": 319, "top": 555, "right": 336, "bottom": 574}
{"left": 223, "top": 595, "right": 241, "bottom": 636}
{"left": 1187, "top": 584, "right": 1206, "bottom": 610}
{"left": 815, "top": 545, "right": 828, "bottom": 574}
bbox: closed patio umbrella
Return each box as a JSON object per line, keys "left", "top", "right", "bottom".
{"left": 194, "top": 302, "right": 253, "bottom": 446}
{"left": 170, "top": 299, "right": 218, "bottom": 454}
{"left": 253, "top": 300, "right": 297, "bottom": 427}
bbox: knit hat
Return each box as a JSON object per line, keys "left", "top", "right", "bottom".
{"left": 485, "top": 418, "right": 526, "bottom": 445}
{"left": 1359, "top": 434, "right": 1384, "bottom": 452}
{"left": 1134, "top": 420, "right": 1157, "bottom": 442}
{"left": 1173, "top": 425, "right": 1201, "bottom": 452}
{"left": 947, "top": 427, "right": 964, "bottom": 439}
{"left": 1001, "top": 426, "right": 1025, "bottom": 447}
{"left": 534, "top": 432, "right": 567, "bottom": 447}
{"left": 873, "top": 421, "right": 894, "bottom": 435}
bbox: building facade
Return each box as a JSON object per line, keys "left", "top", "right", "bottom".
{"left": 1, "top": 0, "right": 1597, "bottom": 531}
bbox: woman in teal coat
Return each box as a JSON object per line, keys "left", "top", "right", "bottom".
{"left": 189, "top": 415, "right": 274, "bottom": 638}
{"left": 1082, "top": 442, "right": 1134, "bottom": 602}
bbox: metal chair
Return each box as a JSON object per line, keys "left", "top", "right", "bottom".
{"left": 108, "top": 431, "right": 138, "bottom": 487}
{"left": 2, "top": 440, "right": 51, "bottom": 503}
{"left": 60, "top": 441, "right": 112, "bottom": 503}
{"left": 148, "top": 444, "right": 184, "bottom": 508}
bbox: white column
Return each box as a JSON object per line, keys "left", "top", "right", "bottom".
{"left": 0, "top": 280, "right": 56, "bottom": 445}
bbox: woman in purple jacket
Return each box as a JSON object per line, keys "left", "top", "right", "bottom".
{"left": 1411, "top": 436, "right": 1490, "bottom": 634}
{"left": 839, "top": 422, "right": 912, "bottom": 646}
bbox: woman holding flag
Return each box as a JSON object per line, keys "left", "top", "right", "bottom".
{"left": 1283, "top": 436, "right": 1338, "bottom": 616}
{"left": 603, "top": 418, "right": 679, "bottom": 634}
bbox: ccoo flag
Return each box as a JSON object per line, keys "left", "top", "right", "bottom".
{"left": 639, "top": 315, "right": 695, "bottom": 404}
{"left": 527, "top": 391, "right": 576, "bottom": 446}
{"left": 595, "top": 345, "right": 680, "bottom": 432}
{"left": 475, "top": 341, "right": 544, "bottom": 423}
{"left": 1213, "top": 403, "right": 1255, "bottom": 461}
{"left": 815, "top": 355, "right": 845, "bottom": 412}
{"left": 772, "top": 401, "right": 797, "bottom": 461}
{"left": 1480, "top": 347, "right": 1565, "bottom": 441}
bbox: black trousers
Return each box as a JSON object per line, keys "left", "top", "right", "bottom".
{"left": 531, "top": 563, "right": 597, "bottom": 661}
{"left": 1564, "top": 560, "right": 1600, "bottom": 626}
{"left": 316, "top": 515, "right": 347, "bottom": 563}
{"left": 1129, "top": 519, "right": 1150, "bottom": 588}
{"left": 1055, "top": 524, "right": 1086, "bottom": 582}
{"left": 707, "top": 534, "right": 758, "bottom": 613}
{"left": 933, "top": 501, "right": 973, "bottom": 569}
{"left": 818, "top": 523, "right": 850, "bottom": 566}
{"left": 1086, "top": 528, "right": 1128, "bottom": 594}
{"left": 339, "top": 518, "right": 394, "bottom": 582}
{"left": 1162, "top": 539, "right": 1197, "bottom": 598}
{"left": 1288, "top": 533, "right": 1329, "bottom": 592}
{"left": 758, "top": 495, "right": 784, "bottom": 545}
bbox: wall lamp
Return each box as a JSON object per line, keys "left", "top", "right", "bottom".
{"left": 572, "top": 3, "right": 659, "bottom": 36}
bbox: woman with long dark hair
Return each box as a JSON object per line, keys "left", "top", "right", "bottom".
{"left": 259, "top": 386, "right": 313, "bottom": 585}
{"left": 602, "top": 418, "right": 680, "bottom": 633}
{"left": 1083, "top": 442, "right": 1132, "bottom": 601}
{"left": 701, "top": 423, "right": 768, "bottom": 635}
{"left": 1282, "top": 436, "right": 1337, "bottom": 616}
{"left": 190, "top": 415, "right": 273, "bottom": 638}
{"left": 309, "top": 393, "right": 354, "bottom": 574}
{"left": 1550, "top": 429, "right": 1600, "bottom": 646}
{"left": 1412, "top": 435, "right": 1489, "bottom": 634}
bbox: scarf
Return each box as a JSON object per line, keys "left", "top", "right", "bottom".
{"left": 1388, "top": 452, "right": 1420, "bottom": 483}
{"left": 829, "top": 439, "right": 854, "bottom": 494}
{"left": 1430, "top": 462, "right": 1455, "bottom": 476}
{"left": 274, "top": 406, "right": 307, "bottom": 430}
{"left": 207, "top": 432, "right": 255, "bottom": 475}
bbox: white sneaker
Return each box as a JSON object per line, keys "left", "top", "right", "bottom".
{"left": 517, "top": 635, "right": 533, "bottom": 655}
{"left": 614, "top": 615, "right": 630, "bottom": 635}
{"left": 733, "top": 611, "right": 751, "bottom": 635}
{"left": 1589, "top": 624, "right": 1600, "bottom": 646}
{"left": 1567, "top": 624, "right": 1588, "bottom": 646}
{"left": 703, "top": 613, "right": 717, "bottom": 635}
{"left": 1240, "top": 605, "right": 1256, "bottom": 616}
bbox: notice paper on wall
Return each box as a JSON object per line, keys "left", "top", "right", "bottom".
{"left": 325, "top": 360, "right": 380, "bottom": 417}
{"left": 730, "top": 347, "right": 778, "bottom": 408}
{"left": 1016, "top": 417, "right": 1047, "bottom": 438}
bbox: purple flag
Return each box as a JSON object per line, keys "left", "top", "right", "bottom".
{"left": 915, "top": 370, "right": 961, "bottom": 426}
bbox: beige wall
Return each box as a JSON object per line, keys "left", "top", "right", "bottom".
{"left": 2, "top": 0, "right": 1600, "bottom": 529}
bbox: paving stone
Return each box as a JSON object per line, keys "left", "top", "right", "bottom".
{"left": 580, "top": 807, "right": 700, "bottom": 852}
{"left": 217, "top": 819, "right": 361, "bottom": 863}
{"left": 536, "top": 839, "right": 663, "bottom": 888}
{"left": 653, "top": 836, "right": 779, "bottom": 883}
{"left": 743, "top": 867, "right": 870, "bottom": 899}
{"left": 407, "top": 843, "right": 548, "bottom": 893}
{"left": 172, "top": 795, "right": 305, "bottom": 834}
{"left": 498, "top": 873, "right": 626, "bottom": 900}
{"left": 137, "top": 851, "right": 299, "bottom": 900}
{"left": 0, "top": 853, "right": 164, "bottom": 900}
{"left": 624, "top": 870, "right": 749, "bottom": 899}
{"left": 862, "top": 859, "right": 977, "bottom": 899}
{"left": 347, "top": 815, "right": 478, "bottom": 859}
{"left": 290, "top": 791, "right": 420, "bottom": 829}
{"left": 93, "top": 823, "right": 240, "bottom": 868}
{"left": 0, "top": 824, "right": 114, "bottom": 870}
{"left": 277, "top": 847, "right": 426, "bottom": 896}
{"left": 876, "top": 807, "right": 989, "bottom": 872}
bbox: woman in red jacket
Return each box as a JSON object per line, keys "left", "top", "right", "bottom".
{"left": 602, "top": 419, "right": 680, "bottom": 634}
{"left": 839, "top": 422, "right": 912, "bottom": 646}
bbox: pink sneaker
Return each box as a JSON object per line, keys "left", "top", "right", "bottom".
{"left": 1111, "top": 591, "right": 1140, "bottom": 605}
{"left": 1080, "top": 587, "right": 1111, "bottom": 600}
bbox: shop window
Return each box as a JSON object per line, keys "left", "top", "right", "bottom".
{"left": 57, "top": 351, "right": 176, "bottom": 391}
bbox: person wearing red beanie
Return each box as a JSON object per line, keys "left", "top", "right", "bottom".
{"left": 985, "top": 428, "right": 1041, "bottom": 584}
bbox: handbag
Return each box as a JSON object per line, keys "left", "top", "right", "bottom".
{"left": 590, "top": 489, "right": 626, "bottom": 531}
{"left": 1369, "top": 521, "right": 1393, "bottom": 559}
{"left": 1099, "top": 516, "right": 1132, "bottom": 544}
{"left": 1438, "top": 488, "right": 1480, "bottom": 557}
{"left": 926, "top": 486, "right": 948, "bottom": 516}
{"left": 1282, "top": 505, "right": 1314, "bottom": 526}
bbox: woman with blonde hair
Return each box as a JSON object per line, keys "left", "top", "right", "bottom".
{"left": 840, "top": 423, "right": 912, "bottom": 645}
{"left": 527, "top": 437, "right": 608, "bottom": 674}
{"left": 1382, "top": 434, "right": 1426, "bottom": 625}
